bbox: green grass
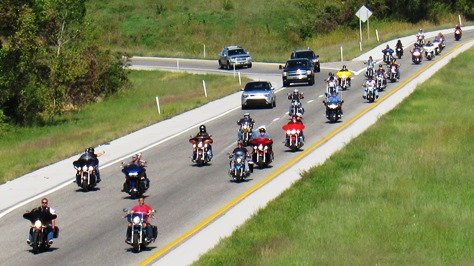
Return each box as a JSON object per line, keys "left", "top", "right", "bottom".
{"left": 85, "top": 0, "right": 471, "bottom": 62}
{"left": 192, "top": 48, "right": 474, "bottom": 265}
{"left": 0, "top": 71, "right": 249, "bottom": 184}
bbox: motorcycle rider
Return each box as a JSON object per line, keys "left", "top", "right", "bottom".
{"left": 324, "top": 91, "right": 344, "bottom": 118}
{"left": 76, "top": 147, "right": 105, "bottom": 183}
{"left": 126, "top": 197, "right": 155, "bottom": 243}
{"left": 191, "top": 125, "right": 213, "bottom": 161}
{"left": 454, "top": 24, "right": 462, "bottom": 35}
{"left": 395, "top": 40, "right": 404, "bottom": 56}
{"left": 122, "top": 153, "right": 150, "bottom": 191}
{"left": 424, "top": 40, "right": 434, "bottom": 57}
{"left": 366, "top": 56, "right": 375, "bottom": 77}
{"left": 286, "top": 113, "right": 305, "bottom": 144}
{"left": 325, "top": 72, "right": 339, "bottom": 96}
{"left": 416, "top": 28, "right": 425, "bottom": 44}
{"left": 287, "top": 89, "right": 304, "bottom": 115}
{"left": 337, "top": 65, "right": 351, "bottom": 87}
{"left": 363, "top": 75, "right": 379, "bottom": 100}
{"left": 228, "top": 140, "right": 253, "bottom": 174}
{"left": 26, "top": 198, "right": 57, "bottom": 246}
{"left": 255, "top": 125, "right": 274, "bottom": 161}
{"left": 236, "top": 112, "right": 255, "bottom": 142}
{"left": 382, "top": 45, "right": 394, "bottom": 63}
{"left": 389, "top": 58, "right": 400, "bottom": 79}
{"left": 376, "top": 64, "right": 387, "bottom": 86}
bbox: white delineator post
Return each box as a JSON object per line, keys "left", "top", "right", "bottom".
{"left": 155, "top": 96, "right": 161, "bottom": 114}
{"left": 202, "top": 80, "right": 208, "bottom": 98}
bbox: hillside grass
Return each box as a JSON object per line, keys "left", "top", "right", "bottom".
{"left": 0, "top": 72, "right": 249, "bottom": 184}
{"left": 192, "top": 48, "right": 474, "bottom": 265}
{"left": 85, "top": 0, "right": 470, "bottom": 62}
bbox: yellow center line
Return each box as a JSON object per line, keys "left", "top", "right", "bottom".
{"left": 140, "top": 41, "right": 466, "bottom": 266}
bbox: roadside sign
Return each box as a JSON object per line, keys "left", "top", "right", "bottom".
{"left": 356, "top": 5, "right": 372, "bottom": 22}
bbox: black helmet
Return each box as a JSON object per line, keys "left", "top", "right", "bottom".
{"left": 342, "top": 65, "right": 347, "bottom": 69}
{"left": 199, "top": 125, "right": 206, "bottom": 133}
{"left": 86, "top": 147, "right": 94, "bottom": 154}
{"left": 379, "top": 64, "right": 383, "bottom": 68}
{"left": 329, "top": 72, "right": 333, "bottom": 76}
{"left": 258, "top": 125, "right": 266, "bottom": 133}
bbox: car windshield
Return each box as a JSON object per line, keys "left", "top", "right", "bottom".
{"left": 286, "top": 60, "right": 310, "bottom": 68}
{"left": 294, "top": 51, "right": 314, "bottom": 58}
{"left": 228, "top": 49, "right": 246, "bottom": 56}
{"left": 244, "top": 82, "right": 270, "bottom": 91}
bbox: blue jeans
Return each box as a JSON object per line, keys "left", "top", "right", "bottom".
{"left": 29, "top": 227, "right": 54, "bottom": 242}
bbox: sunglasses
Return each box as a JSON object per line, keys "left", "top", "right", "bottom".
{"left": 42, "top": 202, "right": 48, "bottom": 204}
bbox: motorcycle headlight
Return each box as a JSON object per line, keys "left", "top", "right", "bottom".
{"left": 258, "top": 144, "right": 263, "bottom": 150}
{"left": 132, "top": 216, "right": 141, "bottom": 225}
{"left": 286, "top": 129, "right": 291, "bottom": 134}
{"left": 34, "top": 220, "right": 42, "bottom": 229}
{"left": 236, "top": 158, "right": 242, "bottom": 163}
{"left": 88, "top": 166, "right": 94, "bottom": 172}
{"left": 197, "top": 142, "right": 203, "bottom": 148}
{"left": 341, "top": 74, "right": 346, "bottom": 78}
{"left": 291, "top": 129, "right": 296, "bottom": 134}
{"left": 296, "top": 130, "right": 300, "bottom": 134}
{"left": 82, "top": 165, "right": 88, "bottom": 171}
{"left": 414, "top": 52, "right": 420, "bottom": 56}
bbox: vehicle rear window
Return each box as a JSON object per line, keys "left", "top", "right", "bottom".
{"left": 228, "top": 49, "right": 245, "bottom": 56}
{"left": 244, "top": 82, "right": 270, "bottom": 91}
{"left": 294, "top": 51, "right": 314, "bottom": 58}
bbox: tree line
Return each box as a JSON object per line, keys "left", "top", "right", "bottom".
{"left": 0, "top": 0, "right": 129, "bottom": 126}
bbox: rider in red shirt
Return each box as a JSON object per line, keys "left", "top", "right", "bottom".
{"left": 126, "top": 197, "right": 155, "bottom": 243}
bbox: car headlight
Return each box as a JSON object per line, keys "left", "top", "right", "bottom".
{"left": 282, "top": 72, "right": 287, "bottom": 77}
{"left": 306, "top": 70, "right": 313, "bottom": 75}
{"left": 242, "top": 93, "right": 249, "bottom": 98}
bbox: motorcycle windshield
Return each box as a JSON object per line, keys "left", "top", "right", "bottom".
{"left": 282, "top": 123, "right": 305, "bottom": 132}
{"left": 74, "top": 154, "right": 99, "bottom": 168}
{"left": 122, "top": 163, "right": 145, "bottom": 177}
{"left": 23, "top": 210, "right": 57, "bottom": 224}
{"left": 249, "top": 138, "right": 273, "bottom": 146}
{"left": 189, "top": 137, "right": 213, "bottom": 145}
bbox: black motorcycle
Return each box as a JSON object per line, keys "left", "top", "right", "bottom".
{"left": 122, "top": 163, "right": 148, "bottom": 199}
{"left": 73, "top": 154, "right": 99, "bottom": 191}
{"left": 124, "top": 210, "right": 157, "bottom": 253}
{"left": 23, "top": 211, "right": 58, "bottom": 254}
{"left": 396, "top": 46, "right": 403, "bottom": 59}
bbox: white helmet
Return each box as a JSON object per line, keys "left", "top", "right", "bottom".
{"left": 258, "top": 125, "right": 266, "bottom": 132}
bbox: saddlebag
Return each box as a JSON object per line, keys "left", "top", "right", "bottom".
{"left": 152, "top": 225, "right": 158, "bottom": 239}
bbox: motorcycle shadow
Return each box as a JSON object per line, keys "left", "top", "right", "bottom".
{"left": 26, "top": 247, "right": 58, "bottom": 254}
{"left": 325, "top": 120, "right": 342, "bottom": 124}
{"left": 191, "top": 163, "right": 212, "bottom": 167}
{"left": 283, "top": 148, "right": 304, "bottom": 152}
{"left": 125, "top": 245, "right": 157, "bottom": 253}
{"left": 230, "top": 178, "right": 252, "bottom": 184}
{"left": 122, "top": 195, "right": 149, "bottom": 200}
{"left": 74, "top": 187, "right": 101, "bottom": 193}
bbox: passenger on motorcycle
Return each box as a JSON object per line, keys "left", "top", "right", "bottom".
{"left": 255, "top": 125, "right": 274, "bottom": 161}
{"left": 389, "top": 59, "right": 400, "bottom": 79}
{"left": 123, "top": 153, "right": 150, "bottom": 189}
{"left": 337, "top": 65, "right": 352, "bottom": 87}
{"left": 26, "top": 198, "right": 57, "bottom": 246}
{"left": 126, "top": 197, "right": 155, "bottom": 243}
{"left": 228, "top": 141, "right": 253, "bottom": 173}
{"left": 363, "top": 75, "right": 379, "bottom": 100}
{"left": 288, "top": 89, "right": 304, "bottom": 115}
{"left": 325, "top": 72, "right": 339, "bottom": 96}
{"left": 236, "top": 112, "right": 255, "bottom": 141}
{"left": 192, "top": 125, "right": 213, "bottom": 160}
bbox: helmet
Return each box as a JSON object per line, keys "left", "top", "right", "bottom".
{"left": 199, "top": 125, "right": 206, "bottom": 133}
{"left": 293, "top": 89, "right": 299, "bottom": 94}
{"left": 419, "top": 28, "right": 423, "bottom": 32}
{"left": 328, "top": 72, "right": 333, "bottom": 76}
{"left": 86, "top": 147, "right": 94, "bottom": 154}
{"left": 392, "top": 58, "right": 396, "bottom": 62}
{"left": 258, "top": 125, "right": 266, "bottom": 133}
{"left": 243, "top": 112, "right": 250, "bottom": 118}
{"left": 342, "top": 65, "right": 347, "bottom": 69}
{"left": 237, "top": 140, "right": 243, "bottom": 146}
{"left": 296, "top": 113, "right": 303, "bottom": 119}
{"left": 379, "top": 64, "right": 383, "bottom": 68}
{"left": 414, "top": 43, "right": 419, "bottom": 48}
{"left": 369, "top": 56, "right": 372, "bottom": 59}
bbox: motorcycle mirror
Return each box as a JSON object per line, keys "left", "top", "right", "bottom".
{"left": 123, "top": 208, "right": 129, "bottom": 213}
{"left": 322, "top": 101, "right": 326, "bottom": 104}
{"left": 341, "top": 100, "right": 345, "bottom": 104}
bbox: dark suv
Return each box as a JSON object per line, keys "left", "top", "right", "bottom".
{"left": 279, "top": 59, "right": 315, "bottom": 87}
{"left": 290, "top": 49, "right": 320, "bottom": 72}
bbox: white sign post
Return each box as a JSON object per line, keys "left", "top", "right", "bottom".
{"left": 355, "top": 5, "right": 373, "bottom": 50}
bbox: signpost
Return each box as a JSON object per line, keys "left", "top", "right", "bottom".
{"left": 355, "top": 5, "right": 373, "bottom": 50}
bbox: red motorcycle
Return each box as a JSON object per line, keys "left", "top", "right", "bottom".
{"left": 282, "top": 122, "right": 305, "bottom": 151}
{"left": 249, "top": 138, "right": 273, "bottom": 168}
{"left": 189, "top": 137, "right": 213, "bottom": 166}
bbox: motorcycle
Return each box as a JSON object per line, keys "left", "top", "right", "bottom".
{"left": 336, "top": 70, "right": 352, "bottom": 90}
{"left": 388, "top": 65, "right": 398, "bottom": 82}
{"left": 432, "top": 40, "right": 442, "bottom": 55}
{"left": 73, "top": 154, "right": 99, "bottom": 192}
{"left": 249, "top": 138, "right": 273, "bottom": 169}
{"left": 189, "top": 136, "right": 213, "bottom": 166}
{"left": 282, "top": 122, "right": 305, "bottom": 151}
{"left": 326, "top": 79, "right": 338, "bottom": 95}
{"left": 396, "top": 46, "right": 403, "bottom": 59}
{"left": 288, "top": 99, "right": 304, "bottom": 117}
{"left": 323, "top": 95, "right": 344, "bottom": 123}
{"left": 383, "top": 52, "right": 393, "bottom": 64}
{"left": 124, "top": 210, "right": 157, "bottom": 253}
{"left": 228, "top": 150, "right": 251, "bottom": 182}
{"left": 238, "top": 119, "right": 253, "bottom": 146}
{"left": 122, "top": 163, "right": 148, "bottom": 199}
{"left": 412, "top": 50, "right": 422, "bottom": 64}
{"left": 454, "top": 29, "right": 462, "bottom": 41}
{"left": 416, "top": 34, "right": 425, "bottom": 46}
{"left": 365, "top": 83, "right": 377, "bottom": 103}
{"left": 365, "top": 64, "right": 374, "bottom": 78}
{"left": 23, "top": 210, "right": 58, "bottom": 254}
{"left": 424, "top": 45, "right": 435, "bottom": 60}
{"left": 375, "top": 72, "right": 386, "bottom": 91}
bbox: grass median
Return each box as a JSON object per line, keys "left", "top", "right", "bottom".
{"left": 0, "top": 71, "right": 249, "bottom": 184}
{"left": 192, "top": 47, "right": 474, "bottom": 265}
